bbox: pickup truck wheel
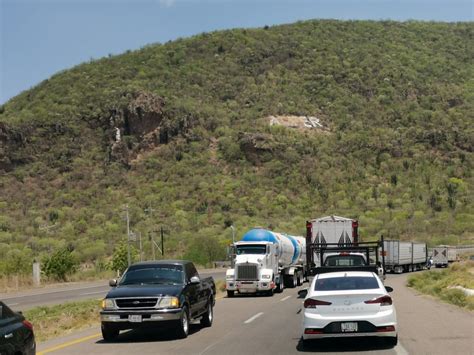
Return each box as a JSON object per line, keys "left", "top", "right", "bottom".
{"left": 176, "top": 306, "right": 189, "bottom": 339}
{"left": 227, "top": 290, "right": 234, "bottom": 298}
{"left": 200, "top": 299, "right": 213, "bottom": 327}
{"left": 101, "top": 323, "right": 119, "bottom": 341}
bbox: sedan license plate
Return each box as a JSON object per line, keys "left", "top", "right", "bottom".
{"left": 341, "top": 322, "right": 358, "bottom": 332}
{"left": 128, "top": 315, "right": 142, "bottom": 323}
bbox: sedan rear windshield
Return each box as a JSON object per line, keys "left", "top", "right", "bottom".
{"left": 120, "top": 265, "right": 184, "bottom": 285}
{"left": 315, "top": 276, "right": 379, "bottom": 291}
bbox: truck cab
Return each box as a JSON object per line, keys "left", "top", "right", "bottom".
{"left": 226, "top": 241, "right": 280, "bottom": 297}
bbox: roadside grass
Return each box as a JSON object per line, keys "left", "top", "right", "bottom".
{"left": 407, "top": 261, "right": 474, "bottom": 311}
{"left": 24, "top": 299, "right": 101, "bottom": 342}
{"left": 215, "top": 279, "right": 226, "bottom": 296}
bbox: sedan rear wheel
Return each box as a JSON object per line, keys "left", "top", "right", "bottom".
{"left": 386, "top": 335, "right": 398, "bottom": 347}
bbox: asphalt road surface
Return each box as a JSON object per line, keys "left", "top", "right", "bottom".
{"left": 1, "top": 269, "right": 227, "bottom": 310}
{"left": 36, "top": 272, "right": 474, "bottom": 355}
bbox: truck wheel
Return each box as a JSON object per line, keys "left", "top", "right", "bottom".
{"left": 297, "top": 272, "right": 302, "bottom": 286}
{"left": 227, "top": 290, "right": 234, "bottom": 298}
{"left": 176, "top": 306, "right": 189, "bottom": 339}
{"left": 276, "top": 275, "right": 284, "bottom": 293}
{"left": 265, "top": 288, "right": 274, "bottom": 297}
{"left": 101, "top": 323, "right": 119, "bottom": 341}
{"left": 200, "top": 299, "right": 213, "bottom": 327}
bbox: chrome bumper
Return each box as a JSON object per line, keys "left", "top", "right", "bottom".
{"left": 100, "top": 308, "right": 181, "bottom": 323}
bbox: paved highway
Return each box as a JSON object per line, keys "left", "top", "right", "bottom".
{"left": 1, "top": 269, "right": 227, "bottom": 310}
{"left": 35, "top": 272, "right": 473, "bottom": 355}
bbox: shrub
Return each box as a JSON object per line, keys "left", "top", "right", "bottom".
{"left": 42, "top": 247, "right": 77, "bottom": 281}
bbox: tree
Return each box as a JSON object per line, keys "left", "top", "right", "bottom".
{"left": 42, "top": 247, "right": 77, "bottom": 281}
{"left": 109, "top": 241, "right": 136, "bottom": 275}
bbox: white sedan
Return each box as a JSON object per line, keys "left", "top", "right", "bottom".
{"left": 301, "top": 271, "right": 397, "bottom": 346}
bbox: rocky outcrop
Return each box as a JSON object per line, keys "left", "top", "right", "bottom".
{"left": 238, "top": 132, "right": 276, "bottom": 165}
{"left": 0, "top": 122, "right": 29, "bottom": 172}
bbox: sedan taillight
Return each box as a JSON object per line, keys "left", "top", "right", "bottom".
{"left": 304, "top": 298, "right": 332, "bottom": 308}
{"left": 364, "top": 295, "right": 392, "bottom": 306}
{"left": 22, "top": 320, "right": 33, "bottom": 331}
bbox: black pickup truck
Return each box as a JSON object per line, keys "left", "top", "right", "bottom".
{"left": 100, "top": 260, "right": 216, "bottom": 340}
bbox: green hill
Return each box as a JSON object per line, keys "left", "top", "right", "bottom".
{"left": 0, "top": 20, "right": 473, "bottom": 272}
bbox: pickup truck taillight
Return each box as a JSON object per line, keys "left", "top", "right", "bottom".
{"left": 304, "top": 298, "right": 332, "bottom": 308}
{"left": 364, "top": 295, "right": 392, "bottom": 306}
{"left": 22, "top": 320, "right": 33, "bottom": 331}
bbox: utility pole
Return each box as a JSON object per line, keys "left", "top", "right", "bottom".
{"left": 149, "top": 231, "right": 156, "bottom": 260}
{"left": 125, "top": 205, "right": 131, "bottom": 266}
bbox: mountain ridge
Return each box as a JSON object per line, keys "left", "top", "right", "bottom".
{"left": 0, "top": 19, "right": 472, "bottom": 271}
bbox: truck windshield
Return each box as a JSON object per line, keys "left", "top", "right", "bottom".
{"left": 120, "top": 264, "right": 184, "bottom": 285}
{"left": 324, "top": 255, "right": 366, "bottom": 266}
{"left": 236, "top": 245, "right": 266, "bottom": 255}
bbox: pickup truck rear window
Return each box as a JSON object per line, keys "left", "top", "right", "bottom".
{"left": 120, "top": 265, "right": 184, "bottom": 285}
{"left": 324, "top": 255, "right": 366, "bottom": 267}
{"left": 315, "top": 276, "right": 379, "bottom": 291}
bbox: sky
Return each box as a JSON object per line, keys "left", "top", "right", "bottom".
{"left": 1, "top": 0, "right": 472, "bottom": 104}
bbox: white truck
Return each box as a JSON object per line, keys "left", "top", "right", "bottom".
{"left": 305, "top": 215, "right": 359, "bottom": 268}
{"left": 225, "top": 228, "right": 306, "bottom": 297}
{"left": 432, "top": 245, "right": 457, "bottom": 268}
{"left": 381, "top": 240, "right": 428, "bottom": 273}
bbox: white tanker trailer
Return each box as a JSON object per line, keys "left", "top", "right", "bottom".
{"left": 225, "top": 228, "right": 307, "bottom": 297}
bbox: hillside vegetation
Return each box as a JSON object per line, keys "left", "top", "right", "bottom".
{"left": 0, "top": 20, "right": 473, "bottom": 274}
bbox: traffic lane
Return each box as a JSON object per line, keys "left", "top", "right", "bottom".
{"left": 386, "top": 271, "right": 474, "bottom": 355}
{"left": 37, "top": 284, "right": 400, "bottom": 355}
{"left": 2, "top": 269, "right": 226, "bottom": 311}
{"left": 2, "top": 284, "right": 110, "bottom": 311}
{"left": 37, "top": 287, "right": 308, "bottom": 355}
{"left": 202, "top": 289, "right": 398, "bottom": 355}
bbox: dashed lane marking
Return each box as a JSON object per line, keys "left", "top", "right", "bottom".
{"left": 280, "top": 296, "right": 291, "bottom": 302}
{"left": 244, "top": 312, "right": 264, "bottom": 324}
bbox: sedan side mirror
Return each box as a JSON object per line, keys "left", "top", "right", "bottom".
{"left": 385, "top": 286, "right": 393, "bottom": 293}
{"left": 298, "top": 288, "right": 308, "bottom": 298}
{"left": 109, "top": 279, "right": 118, "bottom": 287}
{"left": 190, "top": 276, "right": 200, "bottom": 284}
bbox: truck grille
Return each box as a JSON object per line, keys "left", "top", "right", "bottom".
{"left": 237, "top": 264, "right": 258, "bottom": 280}
{"left": 115, "top": 298, "right": 158, "bottom": 309}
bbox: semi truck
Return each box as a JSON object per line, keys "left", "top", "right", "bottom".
{"left": 381, "top": 240, "right": 428, "bottom": 273}
{"left": 225, "top": 228, "right": 306, "bottom": 297}
{"left": 306, "top": 215, "right": 359, "bottom": 268}
{"left": 432, "top": 246, "right": 457, "bottom": 268}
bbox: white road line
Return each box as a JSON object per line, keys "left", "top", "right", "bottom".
{"left": 6, "top": 302, "right": 19, "bottom": 306}
{"left": 244, "top": 312, "right": 264, "bottom": 324}
{"left": 280, "top": 296, "right": 291, "bottom": 302}
{"left": 395, "top": 342, "right": 410, "bottom": 355}
{"left": 81, "top": 291, "right": 106, "bottom": 296}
